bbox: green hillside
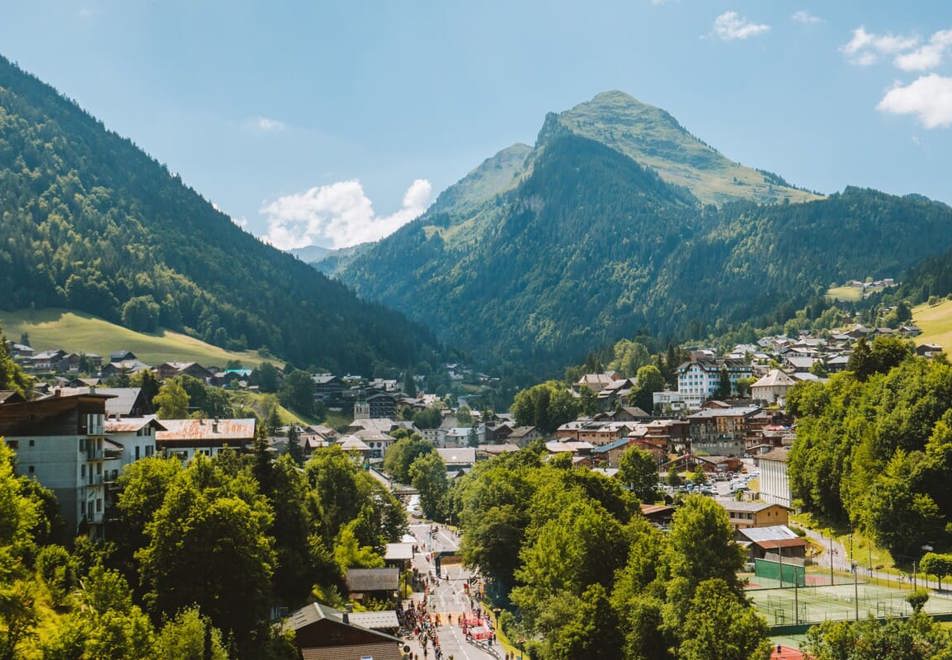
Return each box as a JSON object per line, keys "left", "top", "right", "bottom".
{"left": 551, "top": 90, "right": 820, "bottom": 206}
{"left": 0, "top": 55, "right": 439, "bottom": 374}
{"left": 0, "top": 308, "right": 280, "bottom": 367}
{"left": 341, "top": 92, "right": 952, "bottom": 372}
{"left": 913, "top": 299, "right": 952, "bottom": 352}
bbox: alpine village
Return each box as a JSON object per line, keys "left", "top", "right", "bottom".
{"left": 4, "top": 5, "right": 952, "bottom": 660}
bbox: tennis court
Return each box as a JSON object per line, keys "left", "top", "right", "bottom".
{"left": 747, "top": 578, "right": 952, "bottom": 627}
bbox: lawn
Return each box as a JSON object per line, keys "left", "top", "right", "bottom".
{"left": 913, "top": 298, "right": 952, "bottom": 353}
{"left": 826, "top": 286, "right": 864, "bottom": 302}
{"left": 0, "top": 308, "right": 280, "bottom": 368}
{"left": 226, "top": 391, "right": 310, "bottom": 426}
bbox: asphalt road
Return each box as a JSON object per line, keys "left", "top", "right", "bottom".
{"left": 403, "top": 523, "right": 497, "bottom": 660}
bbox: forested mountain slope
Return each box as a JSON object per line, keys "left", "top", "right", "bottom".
{"left": 0, "top": 55, "right": 440, "bottom": 373}
{"left": 341, "top": 92, "right": 952, "bottom": 370}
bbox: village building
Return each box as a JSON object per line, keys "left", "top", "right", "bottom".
{"left": 156, "top": 418, "right": 256, "bottom": 460}
{"left": 717, "top": 500, "right": 791, "bottom": 530}
{"left": 0, "top": 391, "right": 113, "bottom": 534}
{"left": 284, "top": 602, "right": 402, "bottom": 660}
{"left": 751, "top": 369, "right": 797, "bottom": 405}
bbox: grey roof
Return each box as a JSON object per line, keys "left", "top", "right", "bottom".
{"left": 436, "top": 447, "right": 476, "bottom": 465}
{"left": 737, "top": 525, "right": 799, "bottom": 543}
{"left": 345, "top": 568, "right": 400, "bottom": 592}
{"left": 759, "top": 447, "right": 790, "bottom": 463}
{"left": 284, "top": 602, "right": 401, "bottom": 640}
{"left": 716, "top": 499, "right": 789, "bottom": 513}
{"left": 688, "top": 405, "right": 760, "bottom": 419}
{"left": 384, "top": 543, "right": 414, "bottom": 561}
{"left": 55, "top": 387, "right": 142, "bottom": 417}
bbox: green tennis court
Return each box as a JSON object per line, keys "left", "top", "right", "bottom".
{"left": 748, "top": 580, "right": 952, "bottom": 627}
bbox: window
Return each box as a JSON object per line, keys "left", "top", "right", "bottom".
{"left": 96, "top": 499, "right": 102, "bottom": 513}
{"left": 28, "top": 465, "right": 34, "bottom": 474}
{"left": 81, "top": 464, "right": 86, "bottom": 478}
{"left": 135, "top": 446, "right": 140, "bottom": 460}
{"left": 28, "top": 439, "right": 34, "bottom": 447}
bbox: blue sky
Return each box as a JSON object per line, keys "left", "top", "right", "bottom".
{"left": 3, "top": 0, "right": 952, "bottom": 248}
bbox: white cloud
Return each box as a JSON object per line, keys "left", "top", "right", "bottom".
{"left": 260, "top": 179, "right": 433, "bottom": 250}
{"left": 232, "top": 216, "right": 249, "bottom": 229}
{"left": 713, "top": 11, "right": 770, "bottom": 41}
{"left": 792, "top": 10, "right": 822, "bottom": 25}
{"left": 247, "top": 116, "right": 286, "bottom": 133}
{"left": 894, "top": 29, "right": 952, "bottom": 71}
{"left": 841, "top": 26, "right": 919, "bottom": 66}
{"left": 877, "top": 74, "right": 952, "bottom": 129}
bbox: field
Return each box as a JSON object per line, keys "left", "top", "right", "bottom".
{"left": 914, "top": 299, "right": 952, "bottom": 352}
{"left": 748, "top": 577, "right": 952, "bottom": 628}
{"left": 226, "top": 391, "right": 310, "bottom": 426}
{"left": 825, "top": 285, "right": 864, "bottom": 302}
{"left": 0, "top": 308, "right": 280, "bottom": 368}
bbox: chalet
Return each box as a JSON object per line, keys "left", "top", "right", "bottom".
{"left": 284, "top": 602, "right": 402, "bottom": 660}
{"left": 211, "top": 368, "right": 253, "bottom": 387}
{"left": 345, "top": 568, "right": 400, "bottom": 601}
{"left": 101, "top": 359, "right": 151, "bottom": 376}
{"left": 312, "top": 373, "right": 344, "bottom": 404}
{"left": 154, "top": 362, "right": 214, "bottom": 381}
{"left": 687, "top": 405, "right": 761, "bottom": 456}
{"left": 716, "top": 500, "right": 790, "bottom": 530}
{"left": 507, "top": 425, "right": 542, "bottom": 446}
{"left": 109, "top": 350, "right": 137, "bottom": 362}
{"left": 476, "top": 443, "right": 520, "bottom": 460}
{"left": 576, "top": 372, "right": 623, "bottom": 395}
{"left": 783, "top": 356, "right": 818, "bottom": 373}
{"left": 337, "top": 435, "right": 371, "bottom": 459}
{"left": 694, "top": 455, "right": 742, "bottom": 474}
{"left": 156, "top": 418, "right": 256, "bottom": 461}
{"left": 917, "top": 343, "right": 944, "bottom": 359}
{"left": 640, "top": 503, "right": 675, "bottom": 526}
{"left": 353, "top": 392, "right": 397, "bottom": 420}
{"left": 596, "top": 378, "right": 637, "bottom": 409}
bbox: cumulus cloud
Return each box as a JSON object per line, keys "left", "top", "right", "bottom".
{"left": 713, "top": 11, "right": 770, "bottom": 41}
{"left": 247, "top": 116, "right": 286, "bottom": 133}
{"left": 894, "top": 29, "right": 952, "bottom": 71}
{"left": 841, "top": 26, "right": 919, "bottom": 66}
{"left": 791, "top": 10, "right": 822, "bottom": 25}
{"left": 878, "top": 74, "right": 952, "bottom": 128}
{"left": 260, "top": 179, "right": 433, "bottom": 250}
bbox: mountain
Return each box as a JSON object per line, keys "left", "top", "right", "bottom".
{"left": 287, "top": 245, "right": 332, "bottom": 263}
{"left": 0, "top": 55, "right": 440, "bottom": 374}
{"left": 340, "top": 92, "right": 952, "bottom": 371}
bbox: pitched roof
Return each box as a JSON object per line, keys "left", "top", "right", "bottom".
{"left": 156, "top": 418, "right": 256, "bottom": 443}
{"left": 737, "top": 525, "right": 801, "bottom": 543}
{"left": 384, "top": 543, "right": 414, "bottom": 561}
{"left": 717, "top": 499, "right": 789, "bottom": 513}
{"left": 759, "top": 447, "right": 790, "bottom": 463}
{"left": 752, "top": 369, "right": 796, "bottom": 388}
{"left": 436, "top": 448, "right": 476, "bottom": 465}
{"left": 345, "top": 568, "right": 399, "bottom": 592}
{"left": 338, "top": 435, "right": 371, "bottom": 452}
{"left": 55, "top": 388, "right": 144, "bottom": 417}
{"left": 104, "top": 416, "right": 166, "bottom": 433}
{"left": 284, "top": 601, "right": 401, "bottom": 640}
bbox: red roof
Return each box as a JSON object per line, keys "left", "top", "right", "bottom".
{"left": 771, "top": 644, "right": 807, "bottom": 659}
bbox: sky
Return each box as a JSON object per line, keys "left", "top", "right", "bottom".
{"left": 2, "top": 0, "right": 952, "bottom": 249}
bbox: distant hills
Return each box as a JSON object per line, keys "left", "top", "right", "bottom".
{"left": 0, "top": 55, "right": 440, "bottom": 374}
{"left": 338, "top": 91, "right": 952, "bottom": 370}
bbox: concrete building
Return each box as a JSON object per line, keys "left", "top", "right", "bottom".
{"left": 756, "top": 447, "right": 792, "bottom": 507}
{"left": 0, "top": 391, "right": 113, "bottom": 534}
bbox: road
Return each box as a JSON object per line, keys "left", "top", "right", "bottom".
{"left": 401, "top": 522, "right": 498, "bottom": 660}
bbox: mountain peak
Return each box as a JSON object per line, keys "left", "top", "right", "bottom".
{"left": 548, "top": 90, "right": 820, "bottom": 206}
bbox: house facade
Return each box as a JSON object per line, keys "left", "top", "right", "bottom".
{"left": 0, "top": 392, "right": 113, "bottom": 534}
